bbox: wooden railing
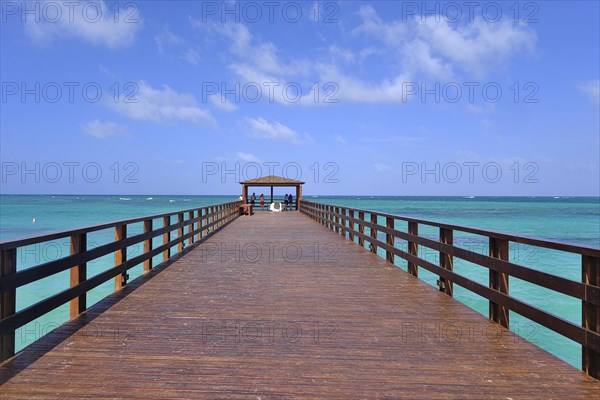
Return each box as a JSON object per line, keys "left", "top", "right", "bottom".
{"left": 0, "top": 200, "right": 242, "bottom": 361}
{"left": 299, "top": 199, "right": 600, "bottom": 379}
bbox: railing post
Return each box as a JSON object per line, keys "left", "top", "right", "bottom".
{"left": 439, "top": 228, "right": 453, "bottom": 296}
{"left": 489, "top": 237, "right": 509, "bottom": 328}
{"left": 334, "top": 207, "right": 340, "bottom": 233}
{"left": 348, "top": 210, "right": 355, "bottom": 242}
{"left": 188, "top": 211, "right": 194, "bottom": 246}
{"left": 370, "top": 214, "right": 378, "bottom": 254}
{"left": 201, "top": 209, "right": 207, "bottom": 238}
{"left": 408, "top": 222, "right": 418, "bottom": 277}
{"left": 115, "top": 224, "right": 128, "bottom": 290}
{"left": 163, "top": 216, "right": 170, "bottom": 262}
{"left": 339, "top": 207, "right": 346, "bottom": 236}
{"left": 358, "top": 211, "right": 365, "bottom": 247}
{"left": 582, "top": 255, "right": 600, "bottom": 379}
{"left": 385, "top": 217, "right": 394, "bottom": 264}
{"left": 143, "top": 219, "right": 152, "bottom": 273}
{"left": 1, "top": 248, "right": 17, "bottom": 361}
{"left": 178, "top": 213, "right": 184, "bottom": 253}
{"left": 69, "top": 233, "right": 87, "bottom": 319}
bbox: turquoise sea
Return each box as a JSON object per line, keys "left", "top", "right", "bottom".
{"left": 0, "top": 195, "right": 598, "bottom": 370}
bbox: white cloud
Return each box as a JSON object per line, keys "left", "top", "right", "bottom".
{"left": 352, "top": 5, "right": 407, "bottom": 46}
{"left": 190, "top": 19, "right": 314, "bottom": 105}
{"left": 83, "top": 120, "right": 124, "bottom": 139}
{"left": 191, "top": 8, "right": 536, "bottom": 107}
{"left": 353, "top": 6, "right": 536, "bottom": 79}
{"left": 335, "top": 135, "right": 348, "bottom": 144}
{"left": 246, "top": 117, "right": 304, "bottom": 144}
{"left": 155, "top": 26, "right": 201, "bottom": 65}
{"left": 414, "top": 17, "right": 537, "bottom": 77}
{"left": 313, "top": 63, "right": 412, "bottom": 103}
{"left": 578, "top": 80, "right": 600, "bottom": 105}
{"left": 374, "top": 163, "right": 394, "bottom": 172}
{"left": 329, "top": 45, "right": 355, "bottom": 63}
{"left": 112, "top": 81, "right": 216, "bottom": 126}
{"left": 237, "top": 152, "right": 260, "bottom": 162}
{"left": 209, "top": 95, "right": 238, "bottom": 112}
{"left": 24, "top": 0, "right": 141, "bottom": 49}
{"left": 401, "top": 39, "right": 453, "bottom": 80}
{"left": 183, "top": 48, "right": 201, "bottom": 65}
{"left": 155, "top": 28, "right": 184, "bottom": 55}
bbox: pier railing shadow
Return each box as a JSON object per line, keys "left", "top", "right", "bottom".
{"left": 299, "top": 199, "right": 600, "bottom": 380}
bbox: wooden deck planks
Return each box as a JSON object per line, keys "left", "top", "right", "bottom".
{"left": 1, "top": 211, "right": 599, "bottom": 399}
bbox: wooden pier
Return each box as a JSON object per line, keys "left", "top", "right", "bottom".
{"left": 1, "top": 201, "right": 599, "bottom": 398}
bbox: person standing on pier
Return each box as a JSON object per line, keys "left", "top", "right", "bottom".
{"left": 260, "top": 194, "right": 265, "bottom": 210}
{"left": 288, "top": 193, "right": 293, "bottom": 210}
{"left": 251, "top": 193, "right": 256, "bottom": 207}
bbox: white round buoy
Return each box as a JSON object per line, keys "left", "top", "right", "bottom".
{"left": 32, "top": 217, "right": 36, "bottom": 223}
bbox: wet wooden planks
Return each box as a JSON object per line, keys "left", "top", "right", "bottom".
{"left": 1, "top": 211, "right": 599, "bottom": 399}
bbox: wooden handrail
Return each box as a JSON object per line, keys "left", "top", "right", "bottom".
{"left": 298, "top": 199, "right": 600, "bottom": 379}
{"left": 0, "top": 202, "right": 242, "bottom": 251}
{"left": 0, "top": 200, "right": 243, "bottom": 361}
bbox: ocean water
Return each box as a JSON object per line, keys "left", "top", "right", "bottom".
{"left": 0, "top": 195, "right": 598, "bottom": 369}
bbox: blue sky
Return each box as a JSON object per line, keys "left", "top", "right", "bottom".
{"left": 1, "top": 0, "right": 598, "bottom": 195}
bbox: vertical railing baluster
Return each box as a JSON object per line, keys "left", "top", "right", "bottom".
{"left": 144, "top": 219, "right": 152, "bottom": 273}
{"left": 439, "top": 228, "right": 453, "bottom": 296}
{"left": 188, "top": 211, "right": 194, "bottom": 246}
{"left": 386, "top": 217, "right": 394, "bottom": 264}
{"left": 70, "top": 233, "right": 87, "bottom": 319}
{"left": 334, "top": 207, "right": 340, "bottom": 233}
{"left": 163, "top": 216, "right": 170, "bottom": 262}
{"left": 489, "top": 237, "right": 509, "bottom": 328}
{"left": 196, "top": 209, "right": 203, "bottom": 241}
{"left": 358, "top": 211, "right": 365, "bottom": 247}
{"left": 115, "top": 224, "right": 127, "bottom": 290}
{"left": 370, "top": 214, "right": 378, "bottom": 254}
{"left": 348, "top": 210, "right": 355, "bottom": 242}
{"left": 320, "top": 204, "right": 324, "bottom": 223}
{"left": 339, "top": 207, "right": 345, "bottom": 236}
{"left": 408, "top": 222, "right": 418, "bottom": 277}
{"left": 178, "top": 213, "right": 184, "bottom": 253}
{"left": 582, "top": 254, "right": 600, "bottom": 379}
{"left": 1, "top": 248, "right": 17, "bottom": 361}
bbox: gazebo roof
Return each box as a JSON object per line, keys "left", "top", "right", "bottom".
{"left": 240, "top": 175, "right": 305, "bottom": 186}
